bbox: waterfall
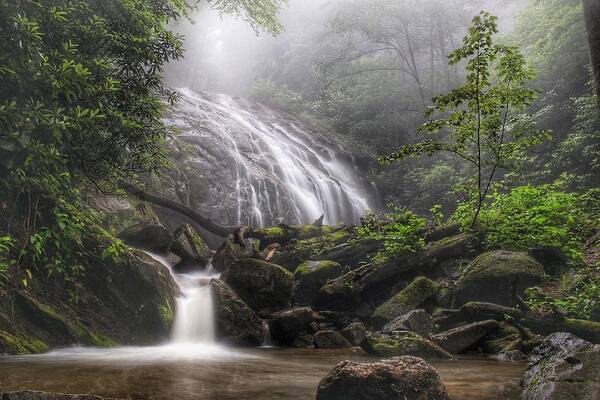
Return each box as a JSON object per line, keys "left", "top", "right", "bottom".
{"left": 164, "top": 88, "right": 379, "bottom": 227}
{"left": 146, "top": 253, "right": 218, "bottom": 344}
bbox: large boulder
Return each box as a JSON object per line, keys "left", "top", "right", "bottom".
{"left": 528, "top": 246, "right": 568, "bottom": 276}
{"left": 268, "top": 307, "right": 314, "bottom": 346}
{"left": 382, "top": 309, "right": 435, "bottom": 337}
{"left": 117, "top": 220, "right": 173, "bottom": 253}
{"left": 313, "top": 330, "right": 352, "bottom": 349}
{"left": 316, "top": 233, "right": 480, "bottom": 313}
{"left": 210, "top": 279, "right": 264, "bottom": 346}
{"left": 221, "top": 258, "right": 294, "bottom": 314}
{"left": 370, "top": 277, "right": 440, "bottom": 327}
{"left": 361, "top": 332, "right": 453, "bottom": 359}
{"left": 454, "top": 250, "right": 544, "bottom": 307}
{"left": 294, "top": 260, "right": 345, "bottom": 306}
{"left": 432, "top": 320, "right": 498, "bottom": 354}
{"left": 315, "top": 356, "right": 449, "bottom": 400}
{"left": 170, "top": 223, "right": 212, "bottom": 272}
{"left": 523, "top": 332, "right": 600, "bottom": 400}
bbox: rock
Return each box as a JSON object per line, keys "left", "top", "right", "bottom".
{"left": 1, "top": 391, "right": 114, "bottom": 400}
{"left": 210, "top": 279, "right": 264, "bottom": 346}
{"left": 341, "top": 322, "right": 368, "bottom": 346}
{"left": 117, "top": 220, "right": 173, "bottom": 252}
{"left": 361, "top": 332, "right": 453, "bottom": 359}
{"left": 528, "top": 246, "right": 568, "bottom": 276}
{"left": 221, "top": 258, "right": 294, "bottom": 314}
{"left": 313, "top": 330, "right": 351, "bottom": 349}
{"left": 293, "top": 260, "right": 345, "bottom": 306}
{"left": 432, "top": 320, "right": 498, "bottom": 354}
{"left": 316, "top": 233, "right": 480, "bottom": 313}
{"left": 495, "top": 349, "right": 526, "bottom": 361}
{"left": 249, "top": 224, "right": 346, "bottom": 248}
{"left": 315, "top": 356, "right": 449, "bottom": 400}
{"left": 454, "top": 251, "right": 544, "bottom": 307}
{"left": 382, "top": 309, "right": 434, "bottom": 337}
{"left": 523, "top": 332, "right": 600, "bottom": 400}
{"left": 268, "top": 307, "right": 314, "bottom": 346}
{"left": 211, "top": 239, "right": 253, "bottom": 273}
{"left": 170, "top": 223, "right": 211, "bottom": 271}
{"left": 371, "top": 277, "right": 440, "bottom": 327}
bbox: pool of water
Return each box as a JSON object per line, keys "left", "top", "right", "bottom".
{"left": 0, "top": 345, "right": 524, "bottom": 399}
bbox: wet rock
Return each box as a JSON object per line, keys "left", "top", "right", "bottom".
{"left": 210, "top": 279, "right": 264, "bottom": 346}
{"left": 313, "top": 330, "right": 351, "bottom": 349}
{"left": 528, "top": 246, "right": 568, "bottom": 276}
{"left": 495, "top": 349, "right": 526, "bottom": 361}
{"left": 316, "top": 233, "right": 480, "bottom": 313}
{"left": 454, "top": 251, "right": 544, "bottom": 307}
{"left": 221, "top": 258, "right": 294, "bottom": 314}
{"left": 361, "top": 332, "right": 453, "bottom": 359}
{"left": 268, "top": 307, "right": 314, "bottom": 346}
{"left": 170, "top": 223, "right": 212, "bottom": 272}
{"left": 315, "top": 356, "right": 449, "bottom": 400}
{"left": 370, "top": 277, "right": 440, "bottom": 327}
{"left": 432, "top": 320, "right": 498, "bottom": 354}
{"left": 523, "top": 332, "right": 600, "bottom": 400}
{"left": 1, "top": 391, "right": 115, "bottom": 400}
{"left": 293, "top": 260, "right": 345, "bottom": 306}
{"left": 211, "top": 239, "right": 253, "bottom": 273}
{"left": 117, "top": 220, "right": 173, "bottom": 252}
{"left": 341, "top": 322, "right": 368, "bottom": 346}
{"left": 382, "top": 309, "right": 434, "bottom": 337}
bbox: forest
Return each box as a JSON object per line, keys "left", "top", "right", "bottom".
{"left": 0, "top": 0, "right": 599, "bottom": 399}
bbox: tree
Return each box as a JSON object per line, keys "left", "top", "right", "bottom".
{"left": 380, "top": 12, "right": 550, "bottom": 226}
{"left": 583, "top": 0, "right": 600, "bottom": 105}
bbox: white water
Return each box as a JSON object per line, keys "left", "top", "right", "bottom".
{"left": 166, "top": 88, "right": 378, "bottom": 226}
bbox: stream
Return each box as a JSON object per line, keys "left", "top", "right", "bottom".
{"left": 0, "top": 347, "right": 523, "bottom": 399}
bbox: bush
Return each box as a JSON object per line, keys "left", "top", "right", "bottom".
{"left": 452, "top": 184, "right": 593, "bottom": 260}
{"left": 358, "top": 206, "right": 427, "bottom": 254}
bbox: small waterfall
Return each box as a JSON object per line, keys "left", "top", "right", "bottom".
{"left": 146, "top": 252, "right": 218, "bottom": 344}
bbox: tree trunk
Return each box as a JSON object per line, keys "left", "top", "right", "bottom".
{"left": 584, "top": 0, "right": 600, "bottom": 106}
{"left": 118, "top": 180, "right": 239, "bottom": 238}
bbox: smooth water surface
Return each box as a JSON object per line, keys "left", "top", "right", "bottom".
{"left": 0, "top": 347, "right": 524, "bottom": 400}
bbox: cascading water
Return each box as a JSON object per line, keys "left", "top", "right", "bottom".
{"left": 164, "top": 88, "right": 379, "bottom": 227}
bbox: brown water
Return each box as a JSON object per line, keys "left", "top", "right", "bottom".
{"left": 0, "top": 345, "right": 524, "bottom": 399}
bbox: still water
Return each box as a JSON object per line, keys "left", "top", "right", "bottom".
{"left": 0, "top": 346, "right": 523, "bottom": 399}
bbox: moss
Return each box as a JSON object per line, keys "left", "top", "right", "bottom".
{"left": 89, "top": 333, "right": 117, "bottom": 347}
{"left": 256, "top": 226, "right": 286, "bottom": 238}
{"left": 371, "top": 276, "right": 440, "bottom": 325}
{"left": 294, "top": 260, "right": 341, "bottom": 278}
{"left": 461, "top": 250, "right": 543, "bottom": 282}
{"left": 365, "top": 334, "right": 451, "bottom": 359}
{"left": 160, "top": 300, "right": 174, "bottom": 324}
{"left": 0, "top": 330, "right": 49, "bottom": 354}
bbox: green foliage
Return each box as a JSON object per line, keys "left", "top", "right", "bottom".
{"left": 358, "top": 206, "right": 427, "bottom": 254}
{"left": 380, "top": 12, "right": 550, "bottom": 225}
{"left": 526, "top": 267, "right": 600, "bottom": 320}
{"left": 452, "top": 184, "right": 592, "bottom": 260}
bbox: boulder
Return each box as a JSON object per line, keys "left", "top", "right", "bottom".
{"left": 268, "top": 307, "right": 314, "bottom": 346}
{"left": 315, "top": 356, "right": 449, "bottom": 400}
{"left": 316, "top": 233, "right": 479, "bottom": 313}
{"left": 210, "top": 279, "right": 264, "bottom": 346}
{"left": 371, "top": 277, "right": 440, "bottom": 327}
{"left": 454, "top": 251, "right": 544, "bottom": 307}
{"left": 382, "top": 309, "right": 434, "bottom": 337}
{"left": 528, "top": 246, "right": 568, "bottom": 276}
{"left": 211, "top": 239, "right": 254, "bottom": 273}
{"left": 313, "top": 330, "right": 352, "bottom": 349}
{"left": 294, "top": 260, "right": 345, "bottom": 306}
{"left": 1, "top": 391, "right": 112, "bottom": 400}
{"left": 361, "top": 332, "right": 453, "bottom": 359}
{"left": 523, "top": 332, "right": 600, "bottom": 400}
{"left": 432, "top": 320, "right": 498, "bottom": 354}
{"left": 221, "top": 258, "right": 294, "bottom": 314}
{"left": 117, "top": 220, "right": 173, "bottom": 253}
{"left": 170, "top": 223, "right": 212, "bottom": 271}
{"left": 341, "top": 322, "right": 368, "bottom": 346}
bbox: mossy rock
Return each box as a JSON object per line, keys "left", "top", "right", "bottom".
{"left": 221, "top": 258, "right": 294, "bottom": 314}
{"left": 361, "top": 332, "right": 452, "bottom": 359}
{"left": 454, "top": 250, "right": 544, "bottom": 307}
{"left": 371, "top": 277, "right": 440, "bottom": 327}
{"left": 294, "top": 260, "right": 345, "bottom": 306}
{"left": 117, "top": 219, "right": 173, "bottom": 253}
